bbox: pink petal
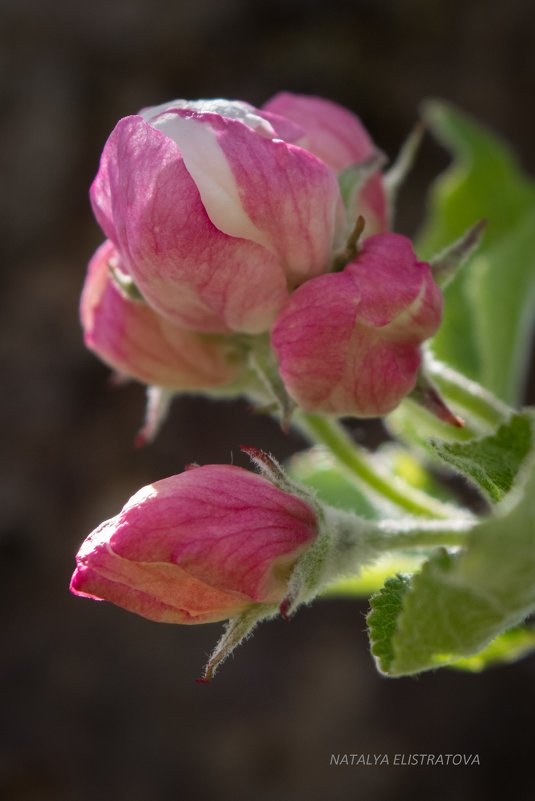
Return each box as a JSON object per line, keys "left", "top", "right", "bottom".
{"left": 81, "top": 241, "right": 243, "bottom": 389}
{"left": 272, "top": 269, "right": 368, "bottom": 414}
{"left": 348, "top": 234, "right": 443, "bottom": 333}
{"left": 263, "top": 92, "right": 388, "bottom": 233}
{"left": 263, "top": 91, "right": 376, "bottom": 172}
{"left": 70, "top": 541, "right": 250, "bottom": 625}
{"left": 357, "top": 173, "right": 389, "bottom": 236}
{"left": 151, "top": 108, "right": 344, "bottom": 285}
{"left": 256, "top": 110, "right": 306, "bottom": 143}
{"left": 90, "top": 116, "right": 288, "bottom": 333}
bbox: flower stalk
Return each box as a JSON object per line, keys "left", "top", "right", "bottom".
{"left": 296, "top": 412, "right": 464, "bottom": 520}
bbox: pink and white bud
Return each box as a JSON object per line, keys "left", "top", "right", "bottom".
{"left": 70, "top": 465, "right": 318, "bottom": 624}
{"left": 90, "top": 99, "right": 344, "bottom": 335}
{"left": 272, "top": 233, "right": 443, "bottom": 417}
{"left": 263, "top": 92, "right": 388, "bottom": 235}
{"left": 81, "top": 240, "right": 242, "bottom": 390}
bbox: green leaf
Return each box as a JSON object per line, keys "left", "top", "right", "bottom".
{"left": 431, "top": 412, "right": 534, "bottom": 502}
{"left": 367, "top": 575, "right": 411, "bottom": 673}
{"left": 418, "top": 101, "right": 535, "bottom": 405}
{"left": 367, "top": 441, "right": 535, "bottom": 676}
{"left": 448, "top": 627, "right": 535, "bottom": 672}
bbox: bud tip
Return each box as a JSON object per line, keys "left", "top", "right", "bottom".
{"left": 134, "top": 431, "right": 147, "bottom": 449}
{"left": 279, "top": 597, "right": 292, "bottom": 621}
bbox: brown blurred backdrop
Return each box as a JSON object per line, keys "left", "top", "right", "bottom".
{"left": 2, "top": 0, "right": 535, "bottom": 799}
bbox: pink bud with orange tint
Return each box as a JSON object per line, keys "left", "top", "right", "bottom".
{"left": 272, "top": 233, "right": 443, "bottom": 417}
{"left": 70, "top": 465, "right": 318, "bottom": 624}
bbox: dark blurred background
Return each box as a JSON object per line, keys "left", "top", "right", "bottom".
{"left": 2, "top": 0, "right": 535, "bottom": 799}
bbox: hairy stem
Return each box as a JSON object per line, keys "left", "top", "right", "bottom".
{"left": 374, "top": 519, "right": 473, "bottom": 551}
{"left": 319, "top": 508, "right": 473, "bottom": 588}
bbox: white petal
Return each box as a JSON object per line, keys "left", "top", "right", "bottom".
{"left": 151, "top": 112, "right": 272, "bottom": 249}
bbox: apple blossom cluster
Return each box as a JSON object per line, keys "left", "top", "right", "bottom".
{"left": 82, "top": 93, "right": 443, "bottom": 425}
{"left": 73, "top": 93, "right": 453, "bottom": 679}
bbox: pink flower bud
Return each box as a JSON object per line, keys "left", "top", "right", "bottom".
{"left": 70, "top": 465, "right": 318, "bottom": 624}
{"left": 272, "top": 233, "right": 443, "bottom": 417}
{"left": 90, "top": 99, "right": 344, "bottom": 335}
{"left": 81, "top": 240, "right": 242, "bottom": 390}
{"left": 263, "top": 92, "right": 388, "bottom": 234}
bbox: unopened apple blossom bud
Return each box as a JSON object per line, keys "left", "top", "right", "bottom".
{"left": 70, "top": 465, "right": 318, "bottom": 624}
{"left": 90, "top": 98, "right": 344, "bottom": 335}
{"left": 81, "top": 240, "right": 243, "bottom": 391}
{"left": 272, "top": 233, "right": 443, "bottom": 417}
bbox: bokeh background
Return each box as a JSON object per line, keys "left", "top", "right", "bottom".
{"left": 2, "top": 0, "right": 535, "bottom": 799}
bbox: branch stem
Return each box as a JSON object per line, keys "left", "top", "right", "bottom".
{"left": 297, "top": 413, "right": 459, "bottom": 520}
